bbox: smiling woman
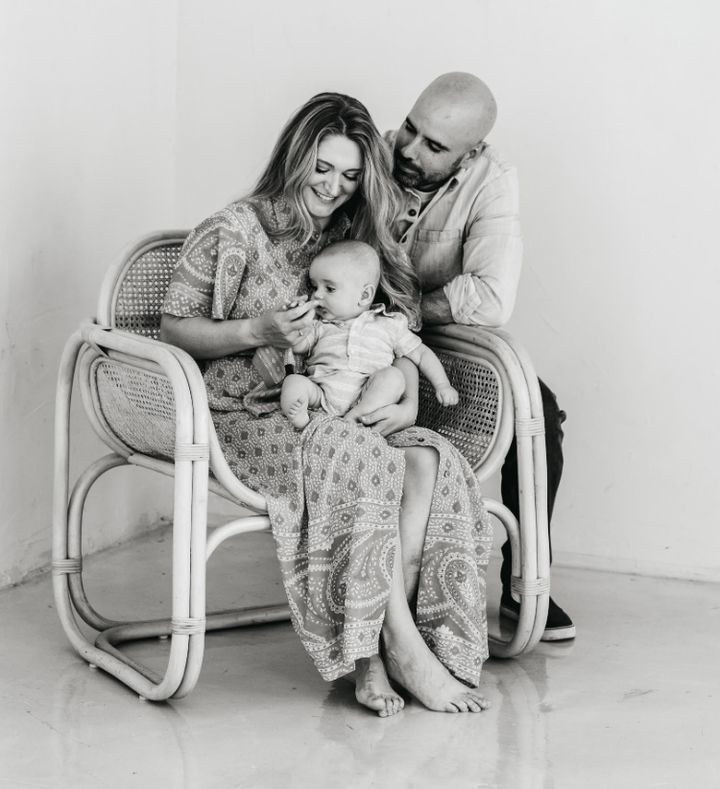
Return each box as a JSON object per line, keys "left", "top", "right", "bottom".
{"left": 302, "top": 136, "right": 362, "bottom": 226}
{"left": 158, "top": 92, "right": 494, "bottom": 717}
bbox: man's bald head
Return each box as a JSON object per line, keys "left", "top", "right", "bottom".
{"left": 393, "top": 72, "right": 498, "bottom": 191}
{"left": 416, "top": 72, "right": 497, "bottom": 146}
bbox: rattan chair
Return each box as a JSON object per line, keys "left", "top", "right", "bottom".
{"left": 52, "top": 230, "right": 550, "bottom": 701}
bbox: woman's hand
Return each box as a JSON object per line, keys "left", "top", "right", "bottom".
{"left": 160, "top": 297, "right": 316, "bottom": 360}
{"left": 360, "top": 398, "right": 419, "bottom": 437}
{"left": 253, "top": 296, "right": 317, "bottom": 348}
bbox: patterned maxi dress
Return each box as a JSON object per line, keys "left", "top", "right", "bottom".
{"left": 163, "top": 197, "right": 493, "bottom": 685}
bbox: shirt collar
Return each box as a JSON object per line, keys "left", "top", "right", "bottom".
{"left": 320, "top": 303, "right": 387, "bottom": 327}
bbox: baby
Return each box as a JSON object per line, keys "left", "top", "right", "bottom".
{"left": 280, "top": 240, "right": 458, "bottom": 429}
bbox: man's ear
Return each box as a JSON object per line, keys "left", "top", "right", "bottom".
{"left": 460, "top": 144, "right": 481, "bottom": 166}
{"left": 359, "top": 283, "right": 375, "bottom": 306}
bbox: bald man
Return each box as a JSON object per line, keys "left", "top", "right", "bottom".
{"left": 385, "top": 72, "right": 575, "bottom": 641}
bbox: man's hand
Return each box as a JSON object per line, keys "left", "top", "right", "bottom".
{"left": 360, "top": 397, "right": 418, "bottom": 437}
{"left": 421, "top": 288, "right": 454, "bottom": 325}
{"left": 435, "top": 385, "right": 459, "bottom": 406}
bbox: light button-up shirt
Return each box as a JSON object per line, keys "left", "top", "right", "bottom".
{"left": 386, "top": 131, "right": 523, "bottom": 327}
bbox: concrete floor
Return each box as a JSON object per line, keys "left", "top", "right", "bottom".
{"left": 1, "top": 526, "right": 719, "bottom": 789}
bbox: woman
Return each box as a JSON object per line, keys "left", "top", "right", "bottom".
{"left": 161, "top": 93, "right": 492, "bottom": 717}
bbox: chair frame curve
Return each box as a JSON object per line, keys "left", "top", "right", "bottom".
{"left": 52, "top": 230, "right": 550, "bottom": 701}
{"left": 422, "top": 325, "right": 551, "bottom": 656}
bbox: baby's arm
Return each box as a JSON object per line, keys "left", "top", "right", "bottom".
{"left": 404, "top": 343, "right": 458, "bottom": 406}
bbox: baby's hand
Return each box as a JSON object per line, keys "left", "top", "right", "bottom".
{"left": 436, "top": 385, "right": 459, "bottom": 407}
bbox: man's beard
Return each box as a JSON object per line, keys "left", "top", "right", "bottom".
{"left": 392, "top": 153, "right": 425, "bottom": 188}
{"left": 392, "top": 150, "right": 459, "bottom": 192}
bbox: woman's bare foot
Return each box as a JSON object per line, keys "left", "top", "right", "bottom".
{"left": 353, "top": 655, "right": 404, "bottom": 717}
{"left": 285, "top": 396, "right": 310, "bottom": 429}
{"left": 384, "top": 630, "right": 490, "bottom": 713}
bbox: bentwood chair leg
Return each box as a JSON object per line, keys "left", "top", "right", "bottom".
{"left": 422, "top": 325, "right": 551, "bottom": 657}
{"left": 66, "top": 454, "right": 130, "bottom": 630}
{"left": 54, "top": 331, "right": 198, "bottom": 700}
{"left": 485, "top": 499, "right": 549, "bottom": 657}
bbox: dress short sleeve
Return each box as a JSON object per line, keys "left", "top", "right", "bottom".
{"left": 163, "top": 207, "right": 251, "bottom": 320}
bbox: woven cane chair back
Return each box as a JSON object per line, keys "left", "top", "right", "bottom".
{"left": 84, "top": 233, "right": 188, "bottom": 459}
{"left": 98, "top": 234, "right": 187, "bottom": 338}
{"left": 416, "top": 351, "right": 503, "bottom": 472}
{"left": 92, "top": 232, "right": 507, "bottom": 473}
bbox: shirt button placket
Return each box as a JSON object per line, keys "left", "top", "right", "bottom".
{"left": 347, "top": 316, "right": 360, "bottom": 368}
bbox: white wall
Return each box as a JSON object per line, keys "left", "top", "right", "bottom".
{"left": 491, "top": 2, "right": 720, "bottom": 580}
{"left": 0, "top": 1, "right": 178, "bottom": 587}
{"left": 3, "top": 1, "right": 718, "bottom": 587}
{"left": 173, "top": 0, "right": 720, "bottom": 581}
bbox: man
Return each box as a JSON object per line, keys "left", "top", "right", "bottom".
{"left": 386, "top": 72, "right": 575, "bottom": 641}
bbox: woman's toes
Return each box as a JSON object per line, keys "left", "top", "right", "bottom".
{"left": 453, "top": 698, "right": 470, "bottom": 712}
{"left": 470, "top": 692, "right": 491, "bottom": 710}
{"left": 444, "top": 702, "right": 460, "bottom": 713}
{"left": 466, "top": 697, "right": 482, "bottom": 713}
{"left": 378, "top": 695, "right": 402, "bottom": 718}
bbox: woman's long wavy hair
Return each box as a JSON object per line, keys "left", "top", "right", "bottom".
{"left": 249, "top": 92, "right": 421, "bottom": 328}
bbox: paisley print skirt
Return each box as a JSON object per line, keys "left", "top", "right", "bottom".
{"left": 212, "top": 410, "right": 492, "bottom": 685}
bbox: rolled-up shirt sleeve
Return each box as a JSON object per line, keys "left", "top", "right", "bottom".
{"left": 442, "top": 169, "right": 523, "bottom": 327}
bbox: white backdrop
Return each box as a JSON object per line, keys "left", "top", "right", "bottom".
{"left": 0, "top": 1, "right": 178, "bottom": 586}
{"left": 2, "top": 0, "right": 719, "bottom": 586}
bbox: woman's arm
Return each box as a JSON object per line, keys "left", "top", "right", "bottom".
{"left": 360, "top": 356, "right": 419, "bottom": 436}
{"left": 160, "top": 300, "right": 318, "bottom": 360}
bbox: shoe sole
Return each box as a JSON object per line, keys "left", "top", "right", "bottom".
{"left": 540, "top": 625, "right": 576, "bottom": 642}
{"left": 499, "top": 604, "right": 576, "bottom": 642}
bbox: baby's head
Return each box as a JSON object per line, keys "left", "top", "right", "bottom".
{"left": 309, "top": 240, "right": 380, "bottom": 321}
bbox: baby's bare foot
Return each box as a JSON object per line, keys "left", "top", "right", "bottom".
{"left": 353, "top": 655, "right": 404, "bottom": 717}
{"left": 384, "top": 634, "right": 490, "bottom": 713}
{"left": 286, "top": 396, "right": 310, "bottom": 429}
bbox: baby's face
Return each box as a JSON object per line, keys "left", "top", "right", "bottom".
{"left": 308, "top": 254, "right": 367, "bottom": 322}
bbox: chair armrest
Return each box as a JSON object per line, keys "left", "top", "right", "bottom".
{"left": 76, "top": 319, "right": 207, "bottom": 457}
{"left": 73, "top": 320, "right": 267, "bottom": 512}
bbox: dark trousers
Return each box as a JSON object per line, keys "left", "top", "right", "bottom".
{"left": 499, "top": 379, "right": 566, "bottom": 595}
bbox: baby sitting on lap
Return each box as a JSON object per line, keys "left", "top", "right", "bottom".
{"left": 281, "top": 240, "right": 458, "bottom": 429}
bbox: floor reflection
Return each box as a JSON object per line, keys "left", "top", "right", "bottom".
{"left": 311, "top": 648, "right": 567, "bottom": 789}
{"left": 3, "top": 536, "right": 718, "bottom": 788}
{"left": 51, "top": 664, "right": 201, "bottom": 789}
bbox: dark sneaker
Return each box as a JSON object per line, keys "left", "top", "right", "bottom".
{"left": 499, "top": 595, "right": 576, "bottom": 642}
